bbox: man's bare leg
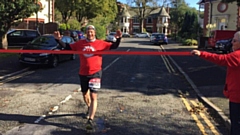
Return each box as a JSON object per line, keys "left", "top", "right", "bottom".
{"left": 82, "top": 90, "right": 91, "bottom": 118}
{"left": 89, "top": 92, "right": 98, "bottom": 120}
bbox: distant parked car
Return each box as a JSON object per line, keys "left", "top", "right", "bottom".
{"left": 19, "top": 35, "right": 75, "bottom": 68}
{"left": 215, "top": 38, "right": 233, "bottom": 54}
{"left": 106, "top": 32, "right": 116, "bottom": 42}
{"left": 150, "top": 33, "right": 160, "bottom": 42}
{"left": 151, "top": 33, "right": 168, "bottom": 45}
{"left": 134, "top": 32, "right": 150, "bottom": 38}
{"left": 122, "top": 32, "right": 131, "bottom": 37}
{"left": 7, "top": 29, "right": 41, "bottom": 46}
{"left": 75, "top": 30, "right": 85, "bottom": 39}
{"left": 69, "top": 30, "right": 79, "bottom": 41}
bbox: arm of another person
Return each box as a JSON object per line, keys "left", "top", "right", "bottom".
{"left": 191, "top": 49, "right": 240, "bottom": 67}
{"left": 53, "top": 31, "right": 73, "bottom": 50}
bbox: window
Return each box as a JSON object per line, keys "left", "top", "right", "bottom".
{"left": 133, "top": 27, "right": 139, "bottom": 33}
{"left": 146, "top": 27, "right": 152, "bottom": 33}
{"left": 61, "top": 36, "right": 74, "bottom": 44}
{"left": 25, "top": 31, "right": 38, "bottom": 37}
{"left": 9, "top": 31, "right": 23, "bottom": 36}
{"left": 146, "top": 17, "right": 152, "bottom": 24}
{"left": 133, "top": 17, "right": 139, "bottom": 23}
{"left": 31, "top": 36, "right": 56, "bottom": 46}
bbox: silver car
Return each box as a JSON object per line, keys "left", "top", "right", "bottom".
{"left": 106, "top": 32, "right": 116, "bottom": 42}
{"left": 134, "top": 32, "right": 150, "bottom": 38}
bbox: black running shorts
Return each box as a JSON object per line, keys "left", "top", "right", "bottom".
{"left": 79, "top": 70, "right": 102, "bottom": 93}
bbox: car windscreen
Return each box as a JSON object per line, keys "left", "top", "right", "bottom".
{"left": 109, "top": 32, "right": 116, "bottom": 36}
{"left": 30, "top": 36, "right": 57, "bottom": 46}
{"left": 61, "top": 36, "right": 74, "bottom": 44}
{"left": 156, "top": 34, "right": 164, "bottom": 38}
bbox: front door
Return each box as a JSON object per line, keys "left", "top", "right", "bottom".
{"left": 218, "top": 22, "right": 226, "bottom": 30}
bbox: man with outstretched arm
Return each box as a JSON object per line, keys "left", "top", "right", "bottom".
{"left": 191, "top": 31, "right": 240, "bottom": 135}
{"left": 54, "top": 25, "right": 122, "bottom": 130}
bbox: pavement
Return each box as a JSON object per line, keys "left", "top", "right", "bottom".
{"left": 0, "top": 42, "right": 231, "bottom": 134}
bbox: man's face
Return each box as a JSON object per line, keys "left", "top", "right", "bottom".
{"left": 86, "top": 28, "right": 95, "bottom": 40}
{"left": 231, "top": 35, "right": 240, "bottom": 51}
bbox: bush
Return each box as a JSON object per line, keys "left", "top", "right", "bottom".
{"left": 83, "top": 24, "right": 106, "bottom": 40}
{"left": 182, "top": 39, "right": 198, "bottom": 46}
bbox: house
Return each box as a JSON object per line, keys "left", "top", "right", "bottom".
{"left": 198, "top": 0, "right": 239, "bottom": 36}
{"left": 115, "top": 4, "right": 171, "bottom": 35}
{"left": 13, "top": 0, "right": 56, "bottom": 34}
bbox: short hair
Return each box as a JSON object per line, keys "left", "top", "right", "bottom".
{"left": 234, "top": 31, "right": 240, "bottom": 41}
{"left": 86, "top": 25, "right": 95, "bottom": 31}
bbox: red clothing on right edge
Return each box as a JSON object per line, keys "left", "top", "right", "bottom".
{"left": 200, "top": 49, "right": 240, "bottom": 103}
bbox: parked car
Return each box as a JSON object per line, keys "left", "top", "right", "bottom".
{"left": 208, "top": 30, "right": 236, "bottom": 50}
{"left": 122, "top": 32, "right": 131, "bottom": 37}
{"left": 215, "top": 38, "right": 233, "bottom": 54}
{"left": 7, "top": 29, "right": 41, "bottom": 46}
{"left": 19, "top": 35, "right": 75, "bottom": 68}
{"left": 134, "top": 32, "right": 150, "bottom": 38}
{"left": 75, "top": 30, "right": 85, "bottom": 39}
{"left": 106, "top": 32, "right": 116, "bottom": 42}
{"left": 150, "top": 33, "right": 160, "bottom": 42}
{"left": 151, "top": 33, "right": 168, "bottom": 45}
{"left": 69, "top": 30, "right": 79, "bottom": 41}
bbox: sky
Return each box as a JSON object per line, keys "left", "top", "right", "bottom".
{"left": 118, "top": 0, "right": 200, "bottom": 9}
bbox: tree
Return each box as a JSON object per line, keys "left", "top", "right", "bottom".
{"left": 55, "top": 0, "right": 76, "bottom": 24}
{"left": 75, "top": 0, "right": 118, "bottom": 27}
{"left": 0, "top": 0, "right": 39, "bottom": 49}
{"left": 221, "top": 0, "right": 240, "bottom": 6}
{"left": 127, "top": 0, "right": 160, "bottom": 32}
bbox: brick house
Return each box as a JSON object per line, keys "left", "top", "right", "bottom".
{"left": 115, "top": 4, "right": 171, "bottom": 35}
{"left": 12, "top": 0, "right": 56, "bottom": 34}
{"left": 198, "top": 0, "right": 240, "bottom": 36}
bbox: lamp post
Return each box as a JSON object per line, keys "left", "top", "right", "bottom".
{"left": 35, "top": 3, "right": 40, "bottom": 31}
{"left": 172, "top": 0, "right": 178, "bottom": 41}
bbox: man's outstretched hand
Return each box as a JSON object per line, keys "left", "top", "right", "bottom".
{"left": 115, "top": 29, "right": 122, "bottom": 38}
{"left": 53, "top": 31, "right": 61, "bottom": 40}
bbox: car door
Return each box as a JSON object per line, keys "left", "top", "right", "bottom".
{"left": 7, "top": 30, "right": 24, "bottom": 46}
{"left": 24, "top": 30, "right": 39, "bottom": 44}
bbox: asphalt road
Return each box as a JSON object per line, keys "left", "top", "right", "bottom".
{"left": 0, "top": 38, "right": 229, "bottom": 135}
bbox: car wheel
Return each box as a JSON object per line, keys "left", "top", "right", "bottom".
{"left": 49, "top": 55, "right": 58, "bottom": 68}
{"left": 70, "top": 54, "right": 76, "bottom": 60}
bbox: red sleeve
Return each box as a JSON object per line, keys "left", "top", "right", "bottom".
{"left": 200, "top": 50, "right": 240, "bottom": 67}
{"left": 101, "top": 40, "right": 112, "bottom": 50}
{"left": 70, "top": 40, "right": 83, "bottom": 51}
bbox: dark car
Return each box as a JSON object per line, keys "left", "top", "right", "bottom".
{"left": 75, "top": 30, "right": 85, "bottom": 39}
{"left": 19, "top": 35, "right": 75, "bottom": 68}
{"left": 151, "top": 33, "right": 168, "bottom": 45}
{"left": 122, "top": 32, "right": 131, "bottom": 37}
{"left": 69, "top": 30, "right": 79, "bottom": 41}
{"left": 7, "top": 29, "right": 41, "bottom": 47}
{"left": 215, "top": 38, "right": 233, "bottom": 54}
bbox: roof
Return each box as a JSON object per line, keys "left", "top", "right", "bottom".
{"left": 120, "top": 5, "right": 131, "bottom": 17}
{"left": 128, "top": 7, "right": 170, "bottom": 18}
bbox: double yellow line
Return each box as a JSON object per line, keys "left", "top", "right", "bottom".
{"left": 159, "top": 45, "right": 220, "bottom": 135}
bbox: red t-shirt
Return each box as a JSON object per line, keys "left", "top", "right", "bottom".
{"left": 70, "top": 39, "right": 112, "bottom": 75}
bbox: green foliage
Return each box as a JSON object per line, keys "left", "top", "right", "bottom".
{"left": 75, "top": 0, "right": 118, "bottom": 26}
{"left": 68, "top": 19, "right": 81, "bottom": 30}
{"left": 94, "top": 24, "right": 107, "bottom": 40}
{"left": 59, "top": 23, "right": 70, "bottom": 30}
{"left": 0, "top": 0, "right": 39, "bottom": 48}
{"left": 182, "top": 39, "right": 198, "bottom": 46}
{"left": 178, "top": 8, "right": 199, "bottom": 39}
{"left": 55, "top": 0, "right": 75, "bottom": 23}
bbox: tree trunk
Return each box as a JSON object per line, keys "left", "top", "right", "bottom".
{"left": 0, "top": 34, "right": 8, "bottom": 49}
